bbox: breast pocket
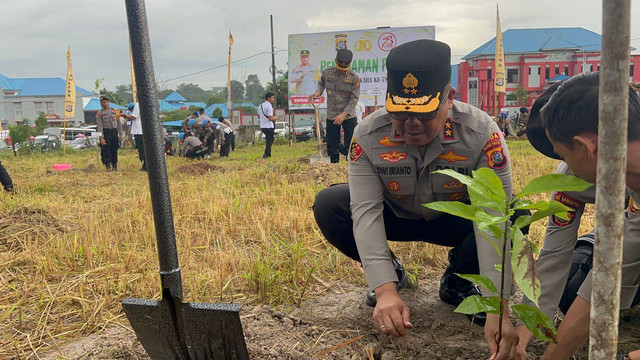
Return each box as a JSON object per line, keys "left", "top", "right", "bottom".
{"left": 431, "top": 168, "right": 469, "bottom": 202}
{"left": 375, "top": 164, "right": 415, "bottom": 206}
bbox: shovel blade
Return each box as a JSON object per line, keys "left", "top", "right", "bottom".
{"left": 123, "top": 298, "right": 249, "bottom": 360}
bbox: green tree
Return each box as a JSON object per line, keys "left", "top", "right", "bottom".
{"left": 34, "top": 112, "right": 48, "bottom": 134}
{"left": 161, "top": 109, "right": 193, "bottom": 122}
{"left": 266, "top": 75, "right": 289, "bottom": 110}
{"left": 245, "top": 74, "right": 265, "bottom": 105}
{"left": 9, "top": 118, "right": 32, "bottom": 152}
{"left": 176, "top": 83, "right": 208, "bottom": 102}
{"left": 115, "top": 84, "right": 134, "bottom": 105}
{"left": 211, "top": 107, "right": 223, "bottom": 118}
{"left": 94, "top": 78, "right": 123, "bottom": 105}
{"left": 207, "top": 94, "right": 226, "bottom": 106}
{"left": 232, "top": 105, "right": 256, "bottom": 115}
{"left": 222, "top": 80, "right": 245, "bottom": 103}
{"left": 514, "top": 84, "right": 529, "bottom": 105}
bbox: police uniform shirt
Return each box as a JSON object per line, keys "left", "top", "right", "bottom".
{"left": 181, "top": 136, "right": 203, "bottom": 157}
{"left": 316, "top": 67, "right": 360, "bottom": 120}
{"left": 290, "top": 63, "right": 318, "bottom": 95}
{"left": 519, "top": 163, "right": 640, "bottom": 322}
{"left": 348, "top": 101, "right": 513, "bottom": 296}
{"left": 96, "top": 107, "right": 123, "bottom": 137}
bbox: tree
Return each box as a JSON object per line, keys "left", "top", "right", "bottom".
{"left": 9, "top": 118, "right": 32, "bottom": 153}
{"left": 115, "top": 84, "right": 134, "bottom": 105}
{"left": 176, "top": 83, "right": 208, "bottom": 102}
{"left": 161, "top": 109, "right": 193, "bottom": 122}
{"left": 211, "top": 107, "right": 223, "bottom": 118}
{"left": 207, "top": 94, "right": 226, "bottom": 106}
{"left": 514, "top": 84, "right": 529, "bottom": 105}
{"left": 266, "top": 75, "right": 289, "bottom": 110}
{"left": 34, "top": 112, "right": 48, "bottom": 134}
{"left": 222, "top": 80, "right": 245, "bottom": 103}
{"left": 232, "top": 105, "right": 256, "bottom": 115}
{"left": 95, "top": 78, "right": 122, "bottom": 105}
{"left": 245, "top": 74, "right": 265, "bottom": 105}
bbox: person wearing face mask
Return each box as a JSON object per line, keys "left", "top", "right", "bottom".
{"left": 309, "top": 48, "right": 360, "bottom": 163}
{"left": 313, "top": 39, "right": 527, "bottom": 360}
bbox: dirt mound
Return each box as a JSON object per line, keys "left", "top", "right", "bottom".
{"left": 0, "top": 206, "right": 66, "bottom": 251}
{"left": 286, "top": 162, "right": 347, "bottom": 186}
{"left": 177, "top": 162, "right": 223, "bottom": 175}
{"left": 45, "top": 164, "right": 98, "bottom": 175}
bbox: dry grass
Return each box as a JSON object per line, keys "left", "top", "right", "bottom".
{"left": 0, "top": 139, "right": 592, "bottom": 359}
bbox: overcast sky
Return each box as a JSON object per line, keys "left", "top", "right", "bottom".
{"left": 1, "top": 0, "right": 638, "bottom": 93}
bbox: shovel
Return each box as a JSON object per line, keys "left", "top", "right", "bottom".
{"left": 310, "top": 98, "right": 330, "bottom": 164}
{"left": 122, "top": 1, "right": 249, "bottom": 359}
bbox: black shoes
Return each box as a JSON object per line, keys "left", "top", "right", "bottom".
{"left": 365, "top": 252, "right": 408, "bottom": 307}
{"left": 439, "top": 259, "right": 486, "bottom": 326}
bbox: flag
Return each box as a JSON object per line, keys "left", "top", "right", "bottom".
{"left": 494, "top": 5, "right": 506, "bottom": 93}
{"left": 129, "top": 42, "right": 137, "bottom": 102}
{"left": 229, "top": 31, "right": 234, "bottom": 47}
{"left": 64, "top": 47, "right": 76, "bottom": 119}
{"left": 227, "top": 31, "right": 233, "bottom": 112}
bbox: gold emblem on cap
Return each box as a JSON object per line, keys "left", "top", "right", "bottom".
{"left": 402, "top": 73, "right": 418, "bottom": 94}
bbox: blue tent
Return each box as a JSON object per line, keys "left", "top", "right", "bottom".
{"left": 84, "top": 97, "right": 126, "bottom": 111}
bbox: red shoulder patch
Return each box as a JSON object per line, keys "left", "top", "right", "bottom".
{"left": 482, "top": 132, "right": 507, "bottom": 169}
{"left": 629, "top": 196, "right": 640, "bottom": 214}
{"left": 349, "top": 137, "right": 364, "bottom": 162}
{"left": 552, "top": 191, "right": 584, "bottom": 227}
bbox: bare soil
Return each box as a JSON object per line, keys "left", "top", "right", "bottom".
{"left": 37, "top": 275, "right": 640, "bottom": 360}
{"left": 176, "top": 162, "right": 224, "bottom": 175}
{"left": 0, "top": 206, "right": 67, "bottom": 251}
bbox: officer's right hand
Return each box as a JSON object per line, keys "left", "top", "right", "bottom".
{"left": 486, "top": 311, "right": 518, "bottom": 360}
{"left": 514, "top": 325, "right": 533, "bottom": 360}
{"left": 372, "top": 282, "right": 412, "bottom": 338}
{"left": 100, "top": 138, "right": 106, "bottom": 146}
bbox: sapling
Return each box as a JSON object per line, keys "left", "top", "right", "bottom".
{"left": 423, "top": 168, "right": 592, "bottom": 344}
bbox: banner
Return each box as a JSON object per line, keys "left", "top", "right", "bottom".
{"left": 288, "top": 26, "right": 435, "bottom": 110}
{"left": 494, "top": 6, "right": 506, "bottom": 93}
{"left": 64, "top": 47, "right": 76, "bottom": 119}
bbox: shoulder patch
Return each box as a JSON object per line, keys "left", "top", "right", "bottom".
{"left": 629, "top": 195, "right": 640, "bottom": 214}
{"left": 552, "top": 191, "right": 584, "bottom": 227}
{"left": 349, "top": 137, "right": 364, "bottom": 162}
{"left": 443, "top": 118, "right": 455, "bottom": 140}
{"left": 482, "top": 132, "right": 507, "bottom": 169}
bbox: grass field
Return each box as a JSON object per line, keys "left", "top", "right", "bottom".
{"left": 0, "top": 139, "right": 589, "bottom": 358}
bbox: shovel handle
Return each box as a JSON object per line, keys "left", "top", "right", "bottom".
{"left": 125, "top": 0, "right": 182, "bottom": 299}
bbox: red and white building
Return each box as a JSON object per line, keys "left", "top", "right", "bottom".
{"left": 456, "top": 27, "right": 640, "bottom": 114}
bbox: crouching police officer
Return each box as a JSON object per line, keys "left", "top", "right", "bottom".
{"left": 313, "top": 40, "right": 524, "bottom": 348}
{"left": 309, "top": 48, "right": 360, "bottom": 163}
{"left": 0, "top": 160, "right": 13, "bottom": 193}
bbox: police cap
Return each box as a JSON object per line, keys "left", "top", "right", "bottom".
{"left": 526, "top": 81, "right": 564, "bottom": 160}
{"left": 385, "top": 39, "right": 451, "bottom": 114}
{"left": 300, "top": 50, "right": 310, "bottom": 56}
{"left": 336, "top": 49, "right": 353, "bottom": 64}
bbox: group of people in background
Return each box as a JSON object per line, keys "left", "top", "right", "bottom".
{"left": 179, "top": 108, "right": 236, "bottom": 159}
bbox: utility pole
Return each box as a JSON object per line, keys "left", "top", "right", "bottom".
{"left": 590, "top": 0, "right": 630, "bottom": 359}
{"left": 270, "top": 15, "right": 277, "bottom": 109}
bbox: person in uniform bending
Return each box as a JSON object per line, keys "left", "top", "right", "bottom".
{"left": 0, "top": 160, "right": 14, "bottom": 193}
{"left": 96, "top": 96, "right": 123, "bottom": 171}
{"left": 179, "top": 132, "right": 207, "bottom": 159}
{"left": 514, "top": 72, "right": 640, "bottom": 360}
{"left": 309, "top": 48, "right": 360, "bottom": 163}
{"left": 313, "top": 40, "right": 525, "bottom": 358}
{"left": 290, "top": 50, "right": 319, "bottom": 95}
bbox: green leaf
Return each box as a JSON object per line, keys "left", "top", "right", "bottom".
{"left": 513, "top": 200, "right": 552, "bottom": 211}
{"left": 454, "top": 295, "right": 501, "bottom": 315}
{"left": 472, "top": 168, "right": 508, "bottom": 203}
{"left": 454, "top": 273, "right": 498, "bottom": 294}
{"left": 511, "top": 304, "right": 557, "bottom": 343}
{"left": 514, "top": 200, "right": 571, "bottom": 229}
{"left": 422, "top": 201, "right": 484, "bottom": 223}
{"left": 513, "top": 174, "right": 593, "bottom": 201}
{"left": 511, "top": 226, "right": 541, "bottom": 306}
{"left": 432, "top": 169, "right": 505, "bottom": 213}
{"left": 494, "top": 264, "right": 503, "bottom": 272}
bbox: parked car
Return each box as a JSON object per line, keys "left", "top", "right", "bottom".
{"left": 294, "top": 119, "right": 324, "bottom": 142}
{"left": 67, "top": 136, "right": 98, "bottom": 149}
{"left": 33, "top": 134, "right": 60, "bottom": 153}
{"left": 254, "top": 122, "right": 291, "bottom": 140}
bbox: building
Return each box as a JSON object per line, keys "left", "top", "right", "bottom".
{"left": 456, "top": 27, "right": 640, "bottom": 114}
{"left": 163, "top": 91, "right": 206, "bottom": 110}
{"left": 0, "top": 73, "right": 93, "bottom": 129}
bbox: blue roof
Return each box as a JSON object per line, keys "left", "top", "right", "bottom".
{"left": 204, "top": 102, "right": 256, "bottom": 118}
{"left": 84, "top": 98, "right": 126, "bottom": 111}
{"left": 451, "top": 64, "right": 458, "bottom": 90}
{"left": 159, "top": 99, "right": 179, "bottom": 112}
{"left": 548, "top": 74, "right": 570, "bottom": 82}
{"left": 0, "top": 73, "right": 93, "bottom": 96}
{"left": 464, "top": 27, "right": 623, "bottom": 59}
{"left": 164, "top": 91, "right": 186, "bottom": 102}
{"left": 163, "top": 120, "right": 184, "bottom": 127}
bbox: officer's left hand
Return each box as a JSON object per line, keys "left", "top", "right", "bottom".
{"left": 333, "top": 112, "right": 347, "bottom": 125}
{"left": 373, "top": 283, "right": 412, "bottom": 338}
{"left": 485, "top": 312, "right": 518, "bottom": 360}
{"left": 119, "top": 136, "right": 124, "bottom": 142}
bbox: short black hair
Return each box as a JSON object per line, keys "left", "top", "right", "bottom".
{"left": 541, "top": 72, "right": 640, "bottom": 147}
{"left": 265, "top": 92, "right": 274, "bottom": 100}
{"left": 218, "top": 117, "right": 225, "bottom": 122}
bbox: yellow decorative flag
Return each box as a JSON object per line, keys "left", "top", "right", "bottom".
{"left": 64, "top": 47, "right": 76, "bottom": 119}
{"left": 129, "top": 41, "right": 137, "bottom": 103}
{"left": 494, "top": 5, "right": 506, "bottom": 93}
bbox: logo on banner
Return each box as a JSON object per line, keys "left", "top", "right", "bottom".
{"left": 335, "top": 34, "right": 348, "bottom": 51}
{"left": 379, "top": 150, "right": 408, "bottom": 163}
{"left": 378, "top": 32, "right": 397, "bottom": 52}
{"left": 355, "top": 39, "right": 372, "bottom": 51}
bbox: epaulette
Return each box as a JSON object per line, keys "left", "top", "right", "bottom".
{"left": 450, "top": 100, "right": 490, "bottom": 135}
{"left": 358, "top": 108, "right": 392, "bottom": 135}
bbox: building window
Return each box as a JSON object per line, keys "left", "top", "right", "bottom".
{"left": 14, "top": 103, "right": 23, "bottom": 119}
{"left": 631, "top": 64, "right": 635, "bottom": 77}
{"left": 487, "top": 69, "right": 492, "bottom": 79}
{"left": 545, "top": 67, "right": 550, "bottom": 79}
{"left": 34, "top": 102, "right": 43, "bottom": 113}
{"left": 597, "top": 64, "right": 601, "bottom": 72}
{"left": 589, "top": 64, "right": 594, "bottom": 72}
{"left": 555, "top": 65, "right": 560, "bottom": 74}
{"left": 564, "top": 65, "right": 569, "bottom": 75}
{"left": 538, "top": 67, "right": 541, "bottom": 75}
{"left": 507, "top": 69, "right": 519, "bottom": 83}
{"left": 528, "top": 67, "right": 531, "bottom": 75}
{"left": 46, "top": 102, "right": 54, "bottom": 114}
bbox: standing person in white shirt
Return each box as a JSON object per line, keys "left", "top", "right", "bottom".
{"left": 123, "top": 102, "right": 144, "bottom": 172}
{"left": 259, "top": 92, "right": 279, "bottom": 158}
{"left": 355, "top": 101, "right": 365, "bottom": 123}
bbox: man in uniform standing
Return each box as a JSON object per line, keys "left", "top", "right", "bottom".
{"left": 96, "top": 96, "right": 123, "bottom": 171}
{"left": 309, "top": 48, "right": 360, "bottom": 163}
{"left": 290, "top": 50, "right": 318, "bottom": 95}
{"left": 313, "top": 40, "right": 521, "bottom": 359}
